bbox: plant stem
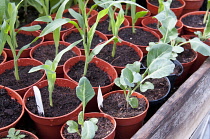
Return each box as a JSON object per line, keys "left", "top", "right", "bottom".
{"left": 14, "top": 59, "right": 20, "bottom": 80}
{"left": 111, "top": 41, "right": 117, "bottom": 57}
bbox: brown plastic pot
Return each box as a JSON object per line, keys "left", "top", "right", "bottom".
{"left": 180, "top": 11, "right": 210, "bottom": 35}
{"left": 4, "top": 30, "right": 44, "bottom": 59}
{"left": 99, "top": 90, "right": 149, "bottom": 139}
{"left": 118, "top": 26, "right": 160, "bottom": 56}
{"left": 31, "top": 20, "right": 74, "bottom": 41}
{"left": 60, "top": 112, "right": 116, "bottom": 139}
{"left": 0, "top": 85, "right": 24, "bottom": 132}
{"left": 0, "top": 129, "right": 38, "bottom": 139}
{"left": 141, "top": 17, "right": 183, "bottom": 37}
{"left": 29, "top": 41, "right": 81, "bottom": 75}
{"left": 182, "top": 0, "right": 204, "bottom": 15}
{"left": 88, "top": 14, "right": 130, "bottom": 39}
{"left": 23, "top": 78, "right": 82, "bottom": 139}
{"left": 62, "top": 28, "right": 108, "bottom": 55}
{"left": 0, "top": 58, "right": 46, "bottom": 97}
{"left": 0, "top": 50, "right": 7, "bottom": 65}
{"left": 146, "top": 0, "right": 186, "bottom": 18}
{"left": 63, "top": 56, "right": 118, "bottom": 112}
{"left": 95, "top": 41, "right": 143, "bottom": 75}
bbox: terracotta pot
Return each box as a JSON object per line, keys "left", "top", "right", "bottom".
{"left": 0, "top": 129, "right": 38, "bottom": 139}
{"left": 60, "top": 112, "right": 116, "bottom": 139}
{"left": 0, "top": 50, "right": 7, "bottom": 65}
{"left": 118, "top": 26, "right": 160, "bottom": 56}
{"left": 30, "top": 41, "right": 81, "bottom": 75}
{"left": 99, "top": 90, "right": 149, "bottom": 139}
{"left": 0, "top": 58, "right": 46, "bottom": 97}
{"left": 146, "top": 0, "right": 186, "bottom": 18}
{"left": 182, "top": 0, "right": 204, "bottom": 15}
{"left": 96, "top": 41, "right": 143, "bottom": 75}
{"left": 63, "top": 56, "right": 118, "bottom": 112}
{"left": 116, "top": 5, "right": 151, "bottom": 26}
{"left": 31, "top": 20, "right": 74, "bottom": 41}
{"left": 0, "top": 85, "right": 24, "bottom": 132}
{"left": 23, "top": 78, "right": 82, "bottom": 139}
{"left": 141, "top": 17, "right": 183, "bottom": 37}
{"left": 181, "top": 35, "right": 209, "bottom": 74}
{"left": 88, "top": 14, "right": 130, "bottom": 39}
{"left": 62, "top": 28, "right": 108, "bottom": 55}
{"left": 180, "top": 11, "right": 210, "bottom": 35}
{"left": 4, "top": 30, "right": 44, "bottom": 59}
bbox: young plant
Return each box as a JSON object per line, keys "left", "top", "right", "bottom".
{"left": 0, "top": 20, "right": 9, "bottom": 55}
{"left": 115, "top": 43, "right": 175, "bottom": 108}
{"left": 28, "top": 40, "right": 82, "bottom": 107}
{"left": 3, "top": 128, "right": 25, "bottom": 139}
{"left": 66, "top": 77, "right": 98, "bottom": 138}
{"left": 152, "top": 0, "right": 210, "bottom": 60}
{"left": 203, "top": 0, "right": 210, "bottom": 24}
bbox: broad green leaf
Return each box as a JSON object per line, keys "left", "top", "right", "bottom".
{"left": 78, "top": 111, "right": 84, "bottom": 125}
{"left": 66, "top": 120, "right": 79, "bottom": 133}
{"left": 158, "top": 0, "right": 164, "bottom": 13}
{"left": 76, "top": 77, "right": 95, "bottom": 106}
{"left": 146, "top": 58, "right": 175, "bottom": 79}
{"left": 121, "top": 68, "right": 134, "bottom": 87}
{"left": 189, "top": 37, "right": 210, "bottom": 56}
{"left": 128, "top": 97, "right": 138, "bottom": 108}
{"left": 126, "top": 61, "right": 141, "bottom": 73}
{"left": 147, "top": 43, "right": 173, "bottom": 66}
{"left": 159, "top": 27, "right": 178, "bottom": 43}
{"left": 19, "top": 25, "right": 41, "bottom": 32}
{"left": 35, "top": 16, "right": 52, "bottom": 22}
{"left": 140, "top": 81, "right": 154, "bottom": 92}
{"left": 0, "top": 0, "right": 6, "bottom": 24}
{"left": 39, "top": 18, "right": 71, "bottom": 37}
{"left": 172, "top": 46, "right": 184, "bottom": 53}
{"left": 81, "top": 121, "right": 97, "bottom": 139}
{"left": 133, "top": 72, "right": 142, "bottom": 83}
{"left": 89, "top": 118, "right": 98, "bottom": 124}
{"left": 114, "top": 78, "right": 127, "bottom": 90}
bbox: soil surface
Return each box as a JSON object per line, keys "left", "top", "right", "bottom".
{"left": 118, "top": 27, "right": 159, "bottom": 46}
{"left": 181, "top": 14, "right": 206, "bottom": 28}
{"left": 0, "top": 66, "right": 44, "bottom": 90}
{"left": 4, "top": 33, "right": 42, "bottom": 49}
{"left": 32, "top": 44, "right": 77, "bottom": 65}
{"left": 101, "top": 92, "right": 147, "bottom": 118}
{"left": 18, "top": 6, "right": 39, "bottom": 27}
{"left": 137, "top": 77, "right": 169, "bottom": 101}
{"left": 177, "top": 48, "right": 196, "bottom": 63}
{"left": 63, "top": 117, "right": 114, "bottom": 138}
{"left": 149, "top": 0, "right": 183, "bottom": 8}
{"left": 67, "top": 60, "right": 111, "bottom": 87}
{"left": 26, "top": 85, "right": 81, "bottom": 117}
{"left": 64, "top": 31, "right": 105, "bottom": 49}
{"left": 96, "top": 44, "right": 140, "bottom": 67}
{"left": 147, "top": 23, "right": 179, "bottom": 29}
{"left": 0, "top": 88, "right": 22, "bottom": 128}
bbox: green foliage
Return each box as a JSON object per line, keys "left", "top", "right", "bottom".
{"left": 67, "top": 77, "right": 98, "bottom": 139}
{"left": 3, "top": 128, "right": 25, "bottom": 139}
{"left": 28, "top": 40, "right": 82, "bottom": 107}
{"left": 195, "top": 14, "right": 210, "bottom": 41}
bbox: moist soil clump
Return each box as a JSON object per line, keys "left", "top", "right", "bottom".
{"left": 26, "top": 85, "right": 80, "bottom": 117}
{"left": 149, "top": 0, "right": 183, "bottom": 8}
{"left": 0, "top": 66, "right": 44, "bottom": 90}
{"left": 0, "top": 88, "right": 22, "bottom": 128}
{"left": 32, "top": 44, "right": 77, "bottom": 65}
{"left": 181, "top": 14, "right": 206, "bottom": 28}
{"left": 67, "top": 61, "right": 111, "bottom": 87}
{"left": 63, "top": 117, "right": 114, "bottom": 139}
{"left": 64, "top": 31, "right": 105, "bottom": 49}
{"left": 177, "top": 48, "right": 196, "bottom": 63}
{"left": 4, "top": 33, "right": 42, "bottom": 49}
{"left": 118, "top": 27, "right": 159, "bottom": 46}
{"left": 96, "top": 44, "right": 140, "bottom": 67}
{"left": 137, "top": 77, "right": 169, "bottom": 101}
{"left": 101, "top": 93, "right": 147, "bottom": 118}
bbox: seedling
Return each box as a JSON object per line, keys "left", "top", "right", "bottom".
{"left": 115, "top": 43, "right": 175, "bottom": 108}
{"left": 29, "top": 40, "right": 82, "bottom": 107}
{"left": 0, "top": 20, "right": 9, "bottom": 55}
{"left": 203, "top": 0, "right": 210, "bottom": 24}
{"left": 3, "top": 128, "right": 25, "bottom": 139}
{"left": 66, "top": 77, "right": 98, "bottom": 138}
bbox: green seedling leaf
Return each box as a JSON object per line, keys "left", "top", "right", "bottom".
{"left": 126, "top": 61, "right": 141, "bottom": 73}
{"left": 81, "top": 121, "right": 98, "bottom": 139}
{"left": 76, "top": 77, "right": 95, "bottom": 107}
{"left": 19, "top": 25, "right": 41, "bottom": 32}
{"left": 172, "top": 46, "right": 184, "bottom": 53}
{"left": 6, "top": 128, "right": 26, "bottom": 139}
{"left": 50, "top": 0, "right": 65, "bottom": 16}
{"left": 114, "top": 78, "right": 127, "bottom": 90}
{"left": 134, "top": 11, "right": 148, "bottom": 24}
{"left": 35, "top": 16, "right": 52, "bottom": 22}
{"left": 0, "top": 0, "right": 6, "bottom": 24}
{"left": 140, "top": 81, "right": 154, "bottom": 92}
{"left": 128, "top": 97, "right": 138, "bottom": 108}
{"left": 121, "top": 68, "right": 134, "bottom": 87}
{"left": 203, "top": 14, "right": 210, "bottom": 39}
{"left": 189, "top": 37, "right": 210, "bottom": 56}
{"left": 68, "top": 8, "right": 84, "bottom": 28}
{"left": 66, "top": 120, "right": 79, "bottom": 133}
{"left": 78, "top": 111, "right": 84, "bottom": 126}
{"left": 89, "top": 118, "right": 98, "bottom": 125}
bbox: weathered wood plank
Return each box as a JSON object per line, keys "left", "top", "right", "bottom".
{"left": 132, "top": 57, "right": 210, "bottom": 139}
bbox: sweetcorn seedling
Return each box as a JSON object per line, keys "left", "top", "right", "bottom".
{"left": 29, "top": 40, "right": 82, "bottom": 107}
{"left": 66, "top": 77, "right": 98, "bottom": 139}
